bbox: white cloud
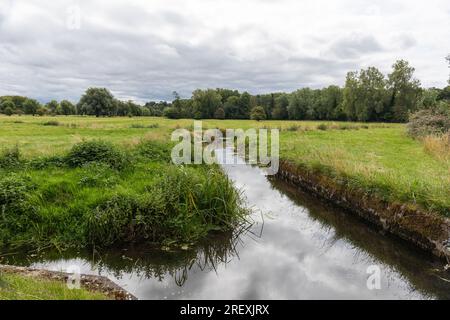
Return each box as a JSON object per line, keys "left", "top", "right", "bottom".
{"left": 0, "top": 0, "right": 449, "bottom": 102}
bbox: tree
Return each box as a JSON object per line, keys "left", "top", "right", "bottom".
{"left": 224, "top": 96, "right": 240, "bottom": 119}
{"left": 214, "top": 107, "right": 225, "bottom": 119}
{"left": 163, "top": 107, "right": 180, "bottom": 119}
{"left": 272, "top": 94, "right": 289, "bottom": 120}
{"left": 192, "top": 89, "right": 222, "bottom": 119}
{"left": 36, "top": 107, "right": 48, "bottom": 116}
{"left": 46, "top": 100, "right": 59, "bottom": 114}
{"left": 387, "top": 60, "right": 421, "bottom": 122}
{"left": 342, "top": 71, "right": 360, "bottom": 121}
{"left": 60, "top": 100, "right": 76, "bottom": 115}
{"left": 356, "top": 67, "right": 387, "bottom": 121}
{"left": 237, "top": 92, "right": 252, "bottom": 119}
{"left": 420, "top": 88, "right": 440, "bottom": 110}
{"left": 23, "top": 99, "right": 40, "bottom": 115}
{"left": 250, "top": 106, "right": 266, "bottom": 121}
{"left": 288, "top": 88, "right": 315, "bottom": 120}
{"left": 77, "top": 88, "right": 116, "bottom": 117}
{"left": 1, "top": 100, "right": 15, "bottom": 116}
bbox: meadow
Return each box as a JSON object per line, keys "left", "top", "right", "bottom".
{"left": 0, "top": 115, "right": 448, "bottom": 252}
{"left": 0, "top": 115, "right": 248, "bottom": 250}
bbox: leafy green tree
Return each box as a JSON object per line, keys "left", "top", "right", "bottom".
{"left": 4, "top": 106, "right": 14, "bottom": 116}
{"left": 420, "top": 88, "right": 440, "bottom": 109}
{"left": 356, "top": 67, "right": 387, "bottom": 121}
{"left": 23, "top": 99, "right": 40, "bottom": 115}
{"left": 36, "top": 107, "right": 48, "bottom": 116}
{"left": 250, "top": 106, "right": 266, "bottom": 121}
{"left": 214, "top": 107, "right": 225, "bottom": 119}
{"left": 224, "top": 96, "right": 240, "bottom": 119}
{"left": 342, "top": 71, "right": 360, "bottom": 121}
{"left": 272, "top": 94, "right": 289, "bottom": 120}
{"left": 46, "top": 100, "right": 59, "bottom": 114}
{"left": 192, "top": 89, "right": 222, "bottom": 119}
{"left": 60, "top": 100, "right": 76, "bottom": 115}
{"left": 1, "top": 100, "right": 15, "bottom": 115}
{"left": 163, "top": 107, "right": 180, "bottom": 119}
{"left": 215, "top": 88, "right": 239, "bottom": 104}
{"left": 288, "top": 88, "right": 315, "bottom": 120}
{"left": 387, "top": 59, "right": 421, "bottom": 122}
{"left": 77, "top": 88, "right": 116, "bottom": 117}
{"left": 237, "top": 92, "right": 252, "bottom": 119}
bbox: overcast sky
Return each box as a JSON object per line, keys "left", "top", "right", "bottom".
{"left": 0, "top": 0, "right": 449, "bottom": 103}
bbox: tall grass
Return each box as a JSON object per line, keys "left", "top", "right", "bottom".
{"left": 0, "top": 140, "right": 248, "bottom": 250}
{"left": 422, "top": 133, "right": 450, "bottom": 163}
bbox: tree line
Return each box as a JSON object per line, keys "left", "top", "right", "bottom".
{"left": 1, "top": 59, "right": 449, "bottom": 122}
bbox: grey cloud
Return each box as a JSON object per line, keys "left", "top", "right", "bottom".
{"left": 0, "top": 0, "right": 448, "bottom": 102}
{"left": 328, "top": 34, "right": 384, "bottom": 59}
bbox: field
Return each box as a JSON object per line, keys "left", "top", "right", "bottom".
{"left": 0, "top": 115, "right": 247, "bottom": 250}
{"left": 1, "top": 115, "right": 448, "bottom": 218}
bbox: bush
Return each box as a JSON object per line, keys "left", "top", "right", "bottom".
{"left": 42, "top": 120, "right": 59, "bottom": 126}
{"left": 86, "top": 165, "right": 247, "bottom": 247}
{"left": 407, "top": 109, "right": 450, "bottom": 137}
{"left": 0, "top": 174, "right": 36, "bottom": 243}
{"left": 27, "top": 155, "right": 66, "bottom": 169}
{"left": 317, "top": 124, "right": 328, "bottom": 130}
{"left": 65, "top": 140, "right": 129, "bottom": 170}
{"left": 134, "top": 140, "right": 172, "bottom": 162}
{"left": 250, "top": 106, "right": 266, "bottom": 121}
{"left": 129, "top": 123, "right": 160, "bottom": 129}
{"left": 0, "top": 146, "right": 22, "bottom": 168}
{"left": 285, "top": 124, "right": 301, "bottom": 131}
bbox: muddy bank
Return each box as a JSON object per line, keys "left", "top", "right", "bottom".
{"left": 0, "top": 264, "right": 136, "bottom": 300}
{"left": 275, "top": 160, "right": 450, "bottom": 261}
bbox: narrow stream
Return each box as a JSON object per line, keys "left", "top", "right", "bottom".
{"left": 3, "top": 149, "right": 450, "bottom": 299}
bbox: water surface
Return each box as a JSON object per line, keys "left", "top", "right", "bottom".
{"left": 3, "top": 149, "right": 449, "bottom": 299}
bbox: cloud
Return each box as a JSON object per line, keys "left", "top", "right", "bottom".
{"left": 328, "top": 34, "right": 383, "bottom": 59}
{"left": 0, "top": 0, "right": 449, "bottom": 103}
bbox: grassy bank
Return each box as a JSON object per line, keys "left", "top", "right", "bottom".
{"left": 0, "top": 115, "right": 448, "bottom": 221}
{"left": 0, "top": 273, "right": 108, "bottom": 300}
{"left": 0, "top": 131, "right": 247, "bottom": 250}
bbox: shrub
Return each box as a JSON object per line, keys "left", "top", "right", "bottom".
{"left": 42, "top": 120, "right": 59, "bottom": 126}
{"left": 0, "top": 146, "right": 22, "bottom": 168}
{"left": 407, "top": 109, "right": 450, "bottom": 138}
{"left": 317, "top": 124, "right": 328, "bottom": 130}
{"left": 134, "top": 140, "right": 171, "bottom": 162}
{"left": 0, "top": 174, "right": 36, "bottom": 243}
{"left": 285, "top": 124, "right": 301, "bottom": 131}
{"left": 27, "top": 155, "right": 66, "bottom": 169}
{"left": 129, "top": 123, "right": 160, "bottom": 129}
{"left": 250, "top": 106, "right": 266, "bottom": 121}
{"left": 65, "top": 140, "right": 129, "bottom": 170}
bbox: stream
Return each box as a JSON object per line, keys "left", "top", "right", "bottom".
{"left": 3, "top": 148, "right": 450, "bottom": 299}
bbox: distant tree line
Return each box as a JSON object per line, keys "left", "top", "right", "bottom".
{"left": 1, "top": 59, "right": 449, "bottom": 122}
{"left": 0, "top": 89, "right": 170, "bottom": 118}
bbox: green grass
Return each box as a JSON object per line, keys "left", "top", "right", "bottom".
{"left": 0, "top": 273, "right": 108, "bottom": 300}
{"left": 0, "top": 115, "right": 448, "bottom": 219}
{"left": 0, "top": 130, "right": 248, "bottom": 250}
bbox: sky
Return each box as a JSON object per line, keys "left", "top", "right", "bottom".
{"left": 0, "top": 0, "right": 449, "bottom": 103}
